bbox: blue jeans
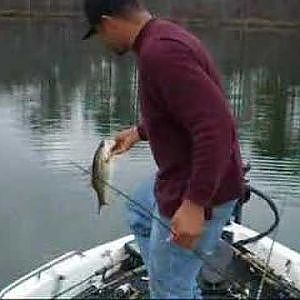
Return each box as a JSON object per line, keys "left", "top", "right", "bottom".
{"left": 127, "top": 174, "right": 237, "bottom": 299}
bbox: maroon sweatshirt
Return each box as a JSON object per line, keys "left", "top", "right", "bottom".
{"left": 134, "top": 19, "right": 244, "bottom": 219}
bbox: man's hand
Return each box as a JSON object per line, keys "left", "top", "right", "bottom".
{"left": 170, "top": 200, "right": 205, "bottom": 250}
{"left": 110, "top": 127, "right": 141, "bottom": 157}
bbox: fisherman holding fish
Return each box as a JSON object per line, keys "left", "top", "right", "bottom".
{"left": 83, "top": 0, "right": 244, "bottom": 298}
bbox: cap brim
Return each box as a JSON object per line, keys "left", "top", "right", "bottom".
{"left": 82, "top": 27, "right": 97, "bottom": 40}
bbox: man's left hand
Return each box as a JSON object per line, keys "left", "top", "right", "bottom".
{"left": 170, "top": 200, "right": 205, "bottom": 250}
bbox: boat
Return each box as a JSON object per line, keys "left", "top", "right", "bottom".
{"left": 1, "top": 223, "right": 300, "bottom": 299}
{"left": 1, "top": 164, "right": 300, "bottom": 299}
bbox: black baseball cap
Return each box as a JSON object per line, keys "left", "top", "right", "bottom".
{"left": 82, "top": 0, "right": 140, "bottom": 40}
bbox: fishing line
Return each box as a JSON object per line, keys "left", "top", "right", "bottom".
{"left": 255, "top": 191, "right": 289, "bottom": 300}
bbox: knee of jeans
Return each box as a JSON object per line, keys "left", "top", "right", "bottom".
{"left": 130, "top": 221, "right": 152, "bottom": 238}
{"left": 126, "top": 197, "right": 154, "bottom": 240}
{"left": 127, "top": 199, "right": 151, "bottom": 222}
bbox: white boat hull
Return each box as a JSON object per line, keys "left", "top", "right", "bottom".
{"left": 1, "top": 223, "right": 300, "bottom": 299}
{"left": 0, "top": 236, "right": 134, "bottom": 299}
{"left": 230, "top": 223, "right": 300, "bottom": 289}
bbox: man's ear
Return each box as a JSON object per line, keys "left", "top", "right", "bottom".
{"left": 101, "top": 15, "right": 113, "bottom": 22}
{"left": 101, "top": 15, "right": 118, "bottom": 29}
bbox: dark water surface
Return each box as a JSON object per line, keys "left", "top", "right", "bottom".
{"left": 0, "top": 19, "right": 299, "bottom": 288}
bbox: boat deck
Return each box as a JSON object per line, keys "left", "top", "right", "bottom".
{"left": 74, "top": 239, "right": 299, "bottom": 300}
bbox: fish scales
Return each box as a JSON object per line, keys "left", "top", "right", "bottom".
{"left": 91, "top": 140, "right": 116, "bottom": 214}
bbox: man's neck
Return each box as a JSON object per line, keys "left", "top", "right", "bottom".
{"left": 128, "top": 11, "right": 153, "bottom": 49}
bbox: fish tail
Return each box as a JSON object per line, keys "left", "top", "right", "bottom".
{"left": 95, "top": 189, "right": 109, "bottom": 213}
{"left": 96, "top": 201, "right": 109, "bottom": 215}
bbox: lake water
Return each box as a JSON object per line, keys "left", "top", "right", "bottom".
{"left": 0, "top": 19, "right": 299, "bottom": 288}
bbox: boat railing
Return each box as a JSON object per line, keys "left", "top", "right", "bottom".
{"left": 0, "top": 250, "right": 85, "bottom": 299}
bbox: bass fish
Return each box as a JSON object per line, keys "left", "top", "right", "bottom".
{"left": 91, "top": 139, "right": 116, "bottom": 214}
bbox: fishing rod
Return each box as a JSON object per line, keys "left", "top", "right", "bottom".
{"left": 70, "top": 161, "right": 157, "bottom": 223}
{"left": 71, "top": 161, "right": 280, "bottom": 248}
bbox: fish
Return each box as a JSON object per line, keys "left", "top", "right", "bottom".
{"left": 91, "top": 139, "right": 116, "bottom": 214}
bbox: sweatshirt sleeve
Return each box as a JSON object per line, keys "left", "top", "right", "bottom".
{"left": 145, "top": 40, "right": 233, "bottom": 207}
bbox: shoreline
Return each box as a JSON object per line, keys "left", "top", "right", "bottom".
{"left": 0, "top": 10, "right": 81, "bottom": 19}
{"left": 0, "top": 10, "right": 299, "bottom": 30}
{"left": 186, "top": 17, "right": 300, "bottom": 29}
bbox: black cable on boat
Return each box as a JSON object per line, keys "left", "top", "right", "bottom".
{"left": 233, "top": 186, "right": 280, "bottom": 247}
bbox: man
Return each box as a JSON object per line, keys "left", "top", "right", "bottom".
{"left": 83, "top": 0, "right": 244, "bottom": 298}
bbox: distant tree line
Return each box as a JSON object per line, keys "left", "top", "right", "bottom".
{"left": 0, "top": 0, "right": 83, "bottom": 15}
{"left": 0, "top": 0, "right": 299, "bottom": 22}
{"left": 1, "top": 18, "right": 299, "bottom": 159}
{"left": 170, "top": 0, "right": 300, "bottom": 22}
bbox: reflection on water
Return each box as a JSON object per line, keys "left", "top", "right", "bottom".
{"left": 0, "top": 19, "right": 299, "bottom": 288}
